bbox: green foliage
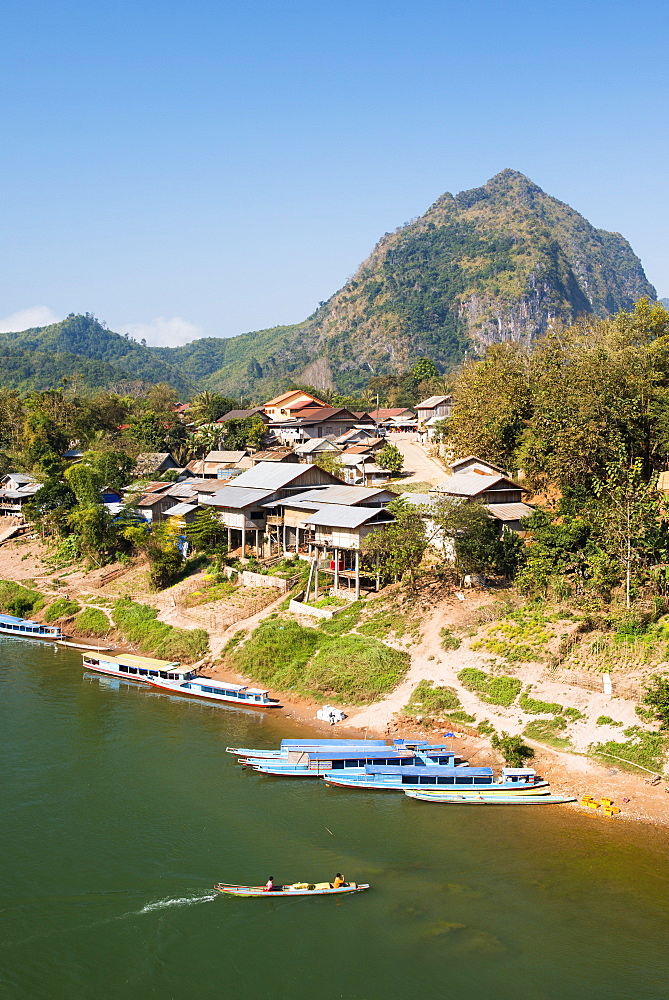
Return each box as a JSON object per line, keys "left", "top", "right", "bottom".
{"left": 477, "top": 720, "right": 496, "bottom": 736}
{"left": 112, "top": 598, "right": 208, "bottom": 662}
{"left": 222, "top": 415, "right": 266, "bottom": 451}
{"left": 43, "top": 598, "right": 80, "bottom": 622}
{"left": 24, "top": 480, "right": 77, "bottom": 533}
{"left": 596, "top": 715, "right": 623, "bottom": 727}
{"left": 490, "top": 732, "right": 535, "bottom": 767}
{"left": 376, "top": 443, "right": 403, "bottom": 473}
{"left": 317, "top": 601, "right": 363, "bottom": 635}
{"left": 404, "top": 680, "right": 463, "bottom": 718}
{"left": 0, "top": 579, "right": 44, "bottom": 617}
{"left": 471, "top": 606, "right": 554, "bottom": 662}
{"left": 519, "top": 692, "right": 564, "bottom": 715}
{"left": 428, "top": 498, "right": 525, "bottom": 579}
{"left": 523, "top": 717, "right": 571, "bottom": 749}
{"left": 439, "top": 627, "right": 461, "bottom": 651}
{"left": 363, "top": 499, "right": 427, "bottom": 593}
{"left": 642, "top": 674, "right": 669, "bottom": 730}
{"left": 590, "top": 726, "right": 668, "bottom": 774}
{"left": 227, "top": 617, "right": 408, "bottom": 703}
{"left": 186, "top": 506, "right": 228, "bottom": 555}
{"left": 457, "top": 667, "right": 521, "bottom": 707}
{"left": 73, "top": 607, "right": 110, "bottom": 636}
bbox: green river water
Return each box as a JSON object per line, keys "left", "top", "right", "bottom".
{"left": 1, "top": 639, "right": 669, "bottom": 1000}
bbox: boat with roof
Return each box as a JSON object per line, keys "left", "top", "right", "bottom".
{"left": 0, "top": 614, "right": 61, "bottom": 641}
{"left": 322, "top": 765, "right": 548, "bottom": 793}
{"left": 82, "top": 652, "right": 196, "bottom": 683}
{"left": 226, "top": 738, "right": 388, "bottom": 760}
{"left": 146, "top": 674, "right": 281, "bottom": 709}
{"left": 243, "top": 741, "right": 461, "bottom": 777}
{"left": 214, "top": 880, "right": 369, "bottom": 897}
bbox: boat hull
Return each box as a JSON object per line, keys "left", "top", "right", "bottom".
{"left": 214, "top": 882, "right": 369, "bottom": 897}
{"left": 405, "top": 791, "right": 576, "bottom": 805}
{"left": 323, "top": 775, "right": 550, "bottom": 792}
{"left": 147, "top": 677, "right": 281, "bottom": 710}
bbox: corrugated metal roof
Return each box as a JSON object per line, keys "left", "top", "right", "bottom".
{"left": 228, "top": 463, "right": 317, "bottom": 489}
{"left": 416, "top": 395, "right": 452, "bottom": 409}
{"left": 301, "top": 505, "right": 394, "bottom": 529}
{"left": 204, "top": 451, "right": 247, "bottom": 463}
{"left": 485, "top": 502, "right": 535, "bottom": 521}
{"left": 285, "top": 485, "right": 393, "bottom": 506}
{"left": 437, "top": 473, "right": 526, "bottom": 497}
{"left": 295, "top": 437, "right": 339, "bottom": 453}
{"left": 449, "top": 455, "right": 505, "bottom": 473}
{"left": 204, "top": 486, "right": 275, "bottom": 508}
{"left": 164, "top": 502, "right": 197, "bottom": 516}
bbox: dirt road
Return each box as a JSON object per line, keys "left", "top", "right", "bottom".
{"left": 392, "top": 436, "right": 446, "bottom": 486}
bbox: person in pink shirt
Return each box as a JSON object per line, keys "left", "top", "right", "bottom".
{"left": 263, "top": 876, "right": 275, "bottom": 892}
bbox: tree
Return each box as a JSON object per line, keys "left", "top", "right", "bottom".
{"left": 411, "top": 357, "right": 440, "bottom": 382}
{"left": 643, "top": 675, "right": 669, "bottom": 730}
{"left": 24, "top": 480, "right": 77, "bottom": 534}
{"left": 144, "top": 523, "right": 184, "bottom": 589}
{"left": 314, "top": 452, "right": 345, "bottom": 479}
{"left": 591, "top": 461, "right": 663, "bottom": 608}
{"left": 186, "top": 506, "right": 228, "bottom": 555}
{"left": 64, "top": 464, "right": 102, "bottom": 504}
{"left": 491, "top": 732, "right": 535, "bottom": 767}
{"left": 67, "top": 503, "right": 119, "bottom": 564}
{"left": 362, "top": 500, "right": 427, "bottom": 593}
{"left": 190, "top": 391, "right": 236, "bottom": 425}
{"left": 427, "top": 498, "right": 524, "bottom": 579}
{"left": 376, "top": 443, "right": 403, "bottom": 473}
{"left": 222, "top": 416, "right": 266, "bottom": 451}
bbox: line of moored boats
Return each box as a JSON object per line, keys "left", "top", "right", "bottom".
{"left": 227, "top": 738, "right": 575, "bottom": 805}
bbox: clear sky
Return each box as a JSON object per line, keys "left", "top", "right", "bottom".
{"left": 1, "top": 0, "right": 667, "bottom": 345}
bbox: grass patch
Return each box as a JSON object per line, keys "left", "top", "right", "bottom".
{"left": 184, "top": 578, "right": 238, "bottom": 607}
{"left": 73, "top": 608, "right": 110, "bottom": 637}
{"left": 227, "top": 617, "right": 408, "bottom": 703}
{"left": 44, "top": 598, "right": 81, "bottom": 622}
{"left": 523, "top": 717, "right": 571, "bottom": 750}
{"left": 596, "top": 715, "right": 623, "bottom": 727}
{"left": 0, "top": 579, "right": 44, "bottom": 618}
{"left": 477, "top": 720, "right": 496, "bottom": 736}
{"left": 471, "top": 606, "right": 556, "bottom": 663}
{"left": 404, "top": 680, "right": 463, "bottom": 719}
{"left": 112, "top": 598, "right": 208, "bottom": 662}
{"left": 519, "top": 692, "right": 563, "bottom": 715}
{"left": 439, "top": 627, "right": 461, "bottom": 651}
{"left": 589, "top": 727, "right": 668, "bottom": 774}
{"left": 317, "top": 601, "right": 364, "bottom": 636}
{"left": 309, "top": 595, "right": 347, "bottom": 609}
{"left": 458, "top": 667, "right": 521, "bottom": 707}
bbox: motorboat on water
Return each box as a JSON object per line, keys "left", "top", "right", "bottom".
{"left": 146, "top": 674, "right": 281, "bottom": 710}
{"left": 0, "top": 613, "right": 61, "bottom": 641}
{"left": 404, "top": 789, "right": 576, "bottom": 805}
{"left": 225, "top": 738, "right": 388, "bottom": 760}
{"left": 214, "top": 881, "right": 369, "bottom": 897}
{"left": 242, "top": 743, "right": 461, "bottom": 777}
{"left": 82, "top": 652, "right": 195, "bottom": 683}
{"left": 322, "top": 765, "right": 548, "bottom": 793}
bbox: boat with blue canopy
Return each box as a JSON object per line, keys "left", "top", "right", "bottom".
{"left": 0, "top": 614, "right": 61, "bottom": 641}
{"left": 322, "top": 764, "right": 548, "bottom": 792}
{"left": 244, "top": 743, "right": 461, "bottom": 777}
{"left": 226, "top": 738, "right": 388, "bottom": 760}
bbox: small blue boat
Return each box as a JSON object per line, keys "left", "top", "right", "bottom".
{"left": 0, "top": 613, "right": 61, "bottom": 641}
{"left": 322, "top": 764, "right": 548, "bottom": 793}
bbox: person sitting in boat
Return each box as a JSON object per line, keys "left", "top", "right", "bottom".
{"left": 263, "top": 876, "right": 275, "bottom": 892}
{"left": 332, "top": 873, "right": 346, "bottom": 888}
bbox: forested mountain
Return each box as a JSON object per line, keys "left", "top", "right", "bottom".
{"left": 0, "top": 314, "right": 195, "bottom": 394}
{"left": 1, "top": 171, "right": 656, "bottom": 397}
{"left": 161, "top": 169, "right": 656, "bottom": 395}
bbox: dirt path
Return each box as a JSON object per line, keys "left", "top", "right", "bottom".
{"left": 392, "top": 436, "right": 446, "bottom": 486}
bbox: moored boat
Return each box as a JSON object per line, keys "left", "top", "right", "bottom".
{"left": 225, "top": 738, "right": 387, "bottom": 760}
{"left": 146, "top": 674, "right": 281, "bottom": 710}
{"left": 0, "top": 613, "right": 61, "bottom": 641}
{"left": 82, "top": 652, "right": 195, "bottom": 683}
{"left": 322, "top": 765, "right": 548, "bottom": 793}
{"left": 244, "top": 743, "right": 460, "bottom": 777}
{"left": 404, "top": 790, "right": 576, "bottom": 805}
{"left": 214, "top": 881, "right": 369, "bottom": 897}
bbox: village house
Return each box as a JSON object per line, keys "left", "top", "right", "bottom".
{"left": 134, "top": 452, "right": 180, "bottom": 477}
{"left": 0, "top": 474, "right": 42, "bottom": 518}
{"left": 294, "top": 437, "right": 341, "bottom": 462}
{"left": 249, "top": 449, "right": 299, "bottom": 466}
{"left": 215, "top": 407, "right": 270, "bottom": 426}
{"left": 201, "top": 451, "right": 249, "bottom": 477}
{"left": 367, "top": 407, "right": 417, "bottom": 432}
{"left": 262, "top": 390, "right": 328, "bottom": 421}
{"left": 415, "top": 395, "right": 452, "bottom": 442}
{"left": 448, "top": 455, "right": 507, "bottom": 477}
{"left": 269, "top": 408, "right": 375, "bottom": 446}
{"left": 436, "top": 472, "right": 529, "bottom": 506}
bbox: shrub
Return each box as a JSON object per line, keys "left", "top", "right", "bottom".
{"left": 404, "top": 680, "right": 463, "bottom": 718}
{"left": 73, "top": 608, "right": 110, "bottom": 637}
{"left": 563, "top": 707, "right": 585, "bottom": 721}
{"left": 44, "top": 598, "right": 81, "bottom": 622}
{"left": 0, "top": 579, "right": 44, "bottom": 618}
{"left": 458, "top": 667, "right": 521, "bottom": 707}
{"left": 590, "top": 727, "right": 668, "bottom": 774}
{"left": 491, "top": 732, "right": 535, "bottom": 767}
{"left": 477, "top": 720, "right": 495, "bottom": 736}
{"left": 439, "top": 627, "right": 461, "bottom": 651}
{"left": 228, "top": 619, "right": 321, "bottom": 690}
{"left": 523, "top": 717, "right": 571, "bottom": 749}
{"left": 642, "top": 674, "right": 669, "bottom": 730}
{"left": 596, "top": 715, "right": 623, "bottom": 727}
{"left": 303, "top": 636, "right": 409, "bottom": 703}
{"left": 444, "top": 710, "right": 477, "bottom": 724}
{"left": 519, "top": 692, "right": 563, "bottom": 715}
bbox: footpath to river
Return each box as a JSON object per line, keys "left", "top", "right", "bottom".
{"left": 2, "top": 637, "right": 669, "bottom": 1000}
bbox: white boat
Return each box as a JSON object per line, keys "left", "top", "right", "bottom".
{"left": 0, "top": 613, "right": 61, "bottom": 641}
{"left": 146, "top": 674, "right": 281, "bottom": 710}
{"left": 82, "top": 652, "right": 195, "bottom": 683}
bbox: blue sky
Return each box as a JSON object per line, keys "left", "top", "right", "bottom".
{"left": 1, "top": 0, "right": 667, "bottom": 345}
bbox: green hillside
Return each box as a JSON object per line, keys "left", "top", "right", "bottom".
{"left": 0, "top": 314, "right": 195, "bottom": 394}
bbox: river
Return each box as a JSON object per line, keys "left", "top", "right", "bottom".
{"left": 1, "top": 639, "right": 668, "bottom": 1000}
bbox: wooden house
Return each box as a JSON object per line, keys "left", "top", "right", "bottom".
{"left": 262, "top": 390, "right": 328, "bottom": 421}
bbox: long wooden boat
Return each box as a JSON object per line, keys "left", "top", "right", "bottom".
{"left": 322, "top": 764, "right": 548, "bottom": 793}
{"left": 214, "top": 881, "right": 369, "bottom": 897}
{"left": 82, "top": 652, "right": 196, "bottom": 684}
{"left": 405, "top": 790, "right": 576, "bottom": 805}
{"left": 225, "top": 738, "right": 387, "bottom": 760}
{"left": 0, "top": 613, "right": 61, "bottom": 641}
{"left": 244, "top": 744, "right": 459, "bottom": 777}
{"left": 147, "top": 674, "right": 281, "bottom": 710}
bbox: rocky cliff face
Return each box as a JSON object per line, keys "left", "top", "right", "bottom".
{"left": 189, "top": 170, "right": 657, "bottom": 393}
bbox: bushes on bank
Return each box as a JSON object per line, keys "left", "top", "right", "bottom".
{"left": 0, "top": 579, "right": 44, "bottom": 618}
{"left": 227, "top": 618, "right": 409, "bottom": 703}
{"left": 74, "top": 607, "right": 110, "bottom": 636}
{"left": 112, "top": 598, "right": 208, "bottom": 662}
{"left": 458, "top": 667, "right": 521, "bottom": 707}
{"left": 44, "top": 598, "right": 81, "bottom": 622}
